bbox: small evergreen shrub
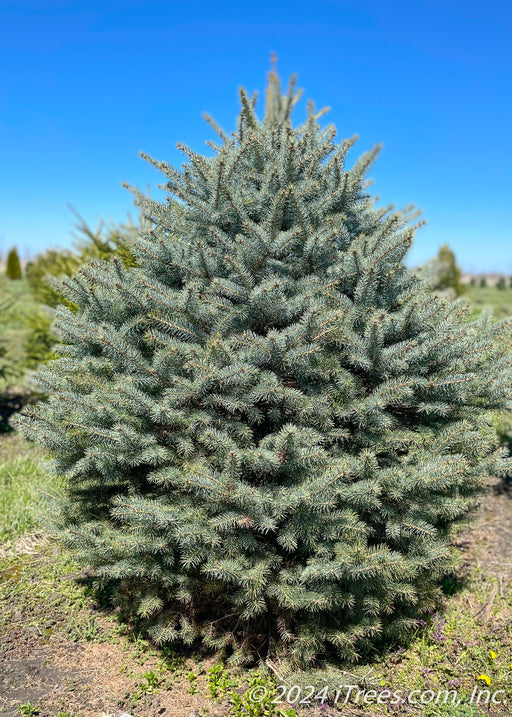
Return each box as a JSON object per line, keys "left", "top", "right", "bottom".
{"left": 17, "top": 71, "right": 512, "bottom": 669}
{"left": 5, "top": 247, "right": 22, "bottom": 280}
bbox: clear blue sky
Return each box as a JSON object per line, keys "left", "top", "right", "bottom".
{"left": 1, "top": 0, "right": 511, "bottom": 272}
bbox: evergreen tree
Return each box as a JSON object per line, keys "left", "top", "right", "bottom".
{"left": 430, "top": 244, "right": 465, "bottom": 296}
{"left": 496, "top": 277, "right": 506, "bottom": 291}
{"left": 17, "top": 70, "right": 512, "bottom": 670}
{"left": 5, "top": 247, "right": 22, "bottom": 280}
{"left": 68, "top": 206, "right": 140, "bottom": 270}
{"left": 22, "top": 306, "right": 57, "bottom": 369}
{"left": 480, "top": 277, "right": 487, "bottom": 287}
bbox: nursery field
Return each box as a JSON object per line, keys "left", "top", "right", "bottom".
{"left": 465, "top": 285, "right": 512, "bottom": 319}
{"left": 1, "top": 281, "right": 512, "bottom": 717}
{"left": 3, "top": 3, "right": 512, "bottom": 715}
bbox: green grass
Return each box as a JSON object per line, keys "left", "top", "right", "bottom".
{"left": 364, "top": 568, "right": 512, "bottom": 715}
{"left": 0, "top": 434, "right": 62, "bottom": 542}
{"left": 465, "top": 285, "right": 512, "bottom": 318}
{"left": 0, "top": 542, "right": 106, "bottom": 639}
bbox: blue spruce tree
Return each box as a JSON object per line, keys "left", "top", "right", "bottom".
{"left": 17, "top": 69, "right": 512, "bottom": 669}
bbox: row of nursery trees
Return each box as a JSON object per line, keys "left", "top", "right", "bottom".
{"left": 5, "top": 69, "right": 512, "bottom": 682}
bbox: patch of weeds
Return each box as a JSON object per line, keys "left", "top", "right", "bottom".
{"left": 423, "top": 704, "right": 481, "bottom": 716}
{"left": 18, "top": 704, "right": 40, "bottom": 716}
{"left": 187, "top": 666, "right": 201, "bottom": 694}
{"left": 66, "top": 614, "right": 103, "bottom": 642}
{"left": 204, "top": 666, "right": 297, "bottom": 717}
{"left": 228, "top": 671, "right": 298, "bottom": 717}
{"left": 207, "top": 662, "right": 237, "bottom": 700}
{"left": 157, "top": 651, "right": 186, "bottom": 675}
{"left": 124, "top": 630, "right": 159, "bottom": 663}
{"left": 133, "top": 669, "right": 161, "bottom": 700}
{"left": 367, "top": 571, "right": 512, "bottom": 714}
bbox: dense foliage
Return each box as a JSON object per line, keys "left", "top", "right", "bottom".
{"left": 20, "top": 212, "right": 144, "bottom": 372}
{"left": 17, "top": 72, "right": 512, "bottom": 670}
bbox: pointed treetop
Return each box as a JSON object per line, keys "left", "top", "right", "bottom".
{"left": 262, "top": 53, "right": 305, "bottom": 128}
{"left": 264, "top": 51, "right": 282, "bottom": 126}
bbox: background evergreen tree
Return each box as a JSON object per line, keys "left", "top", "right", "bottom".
{"left": 17, "top": 70, "right": 512, "bottom": 672}
{"left": 5, "top": 247, "right": 22, "bottom": 280}
{"left": 417, "top": 244, "right": 464, "bottom": 297}
{"left": 25, "top": 248, "right": 81, "bottom": 309}
{"left": 22, "top": 306, "right": 57, "bottom": 369}
{"left": 68, "top": 206, "right": 140, "bottom": 269}
{"left": 497, "top": 277, "right": 506, "bottom": 290}
{"left": 25, "top": 210, "right": 143, "bottom": 309}
{"left": 426, "top": 244, "right": 465, "bottom": 297}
